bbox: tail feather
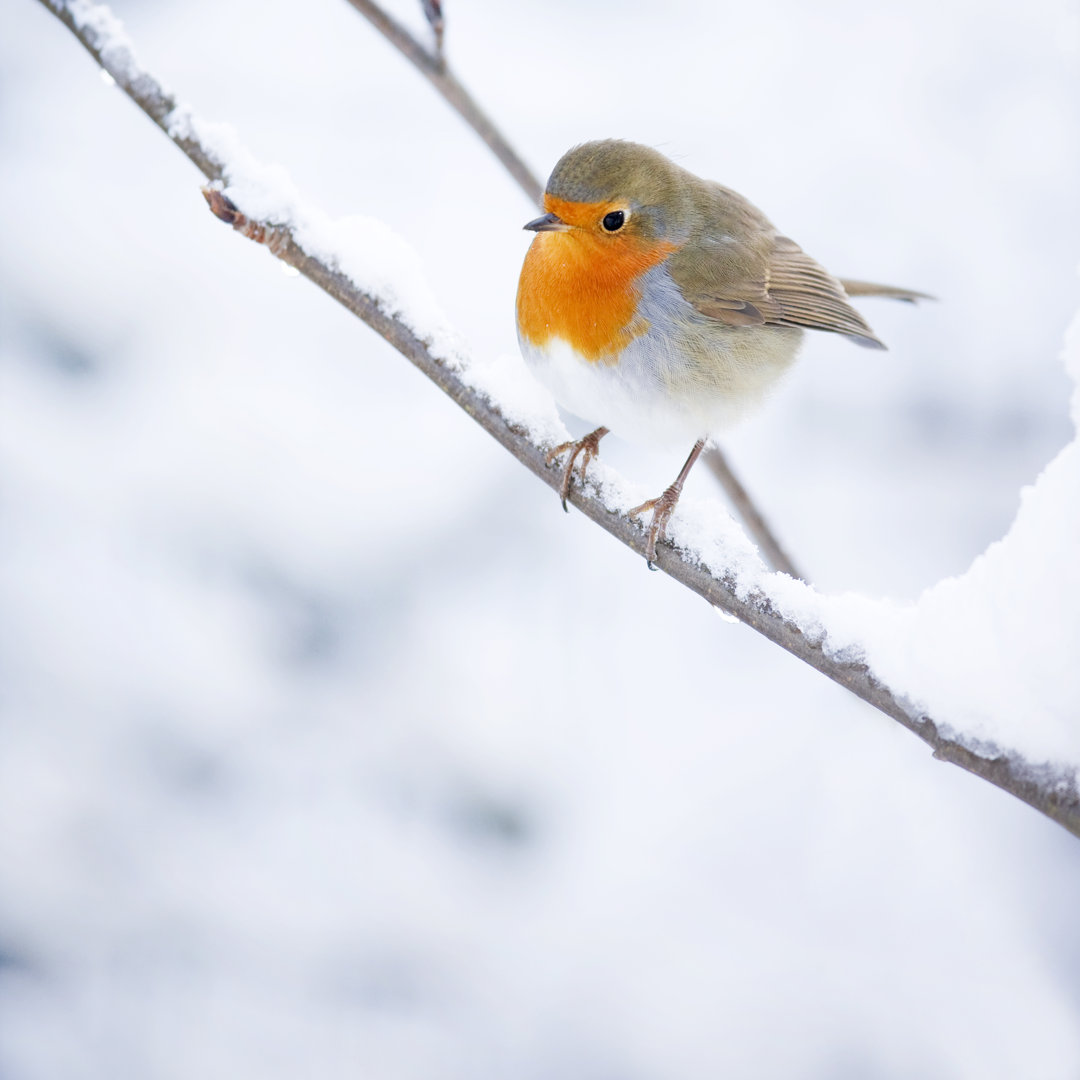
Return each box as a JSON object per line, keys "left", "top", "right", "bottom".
{"left": 839, "top": 278, "right": 935, "bottom": 303}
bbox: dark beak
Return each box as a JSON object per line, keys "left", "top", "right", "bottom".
{"left": 523, "top": 212, "right": 570, "bottom": 232}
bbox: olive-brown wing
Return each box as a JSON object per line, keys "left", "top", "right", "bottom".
{"left": 667, "top": 185, "right": 885, "bottom": 349}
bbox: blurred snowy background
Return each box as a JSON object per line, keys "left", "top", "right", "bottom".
{"left": 3, "top": 0, "right": 1080, "bottom": 1076}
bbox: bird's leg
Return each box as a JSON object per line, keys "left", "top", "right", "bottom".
{"left": 629, "top": 439, "right": 707, "bottom": 569}
{"left": 546, "top": 426, "right": 609, "bottom": 511}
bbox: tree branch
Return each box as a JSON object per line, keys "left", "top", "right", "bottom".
{"left": 343, "top": 0, "right": 802, "bottom": 578}
{"left": 36, "top": 0, "right": 1080, "bottom": 840}
{"left": 342, "top": 0, "right": 543, "bottom": 204}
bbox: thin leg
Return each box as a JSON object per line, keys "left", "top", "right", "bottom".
{"left": 629, "top": 439, "right": 707, "bottom": 569}
{"left": 546, "top": 426, "right": 609, "bottom": 511}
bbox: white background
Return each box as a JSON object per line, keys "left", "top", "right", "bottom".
{"left": 2, "top": 1, "right": 1079, "bottom": 1076}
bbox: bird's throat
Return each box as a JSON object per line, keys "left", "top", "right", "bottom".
{"left": 517, "top": 229, "right": 675, "bottom": 364}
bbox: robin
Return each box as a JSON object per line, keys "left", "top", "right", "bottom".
{"left": 516, "top": 139, "right": 927, "bottom": 568}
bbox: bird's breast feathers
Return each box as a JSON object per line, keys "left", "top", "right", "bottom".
{"left": 516, "top": 223, "right": 676, "bottom": 364}
{"left": 517, "top": 260, "right": 802, "bottom": 447}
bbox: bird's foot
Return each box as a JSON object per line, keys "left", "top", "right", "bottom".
{"left": 546, "top": 426, "right": 609, "bottom": 510}
{"left": 629, "top": 439, "right": 706, "bottom": 569}
{"left": 629, "top": 484, "right": 684, "bottom": 570}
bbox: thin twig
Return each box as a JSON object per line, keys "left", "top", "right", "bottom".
{"left": 37, "top": 0, "right": 1080, "bottom": 841}
{"left": 342, "top": 0, "right": 542, "bottom": 204}
{"left": 419, "top": 0, "right": 443, "bottom": 59}
{"left": 703, "top": 452, "right": 802, "bottom": 579}
{"left": 342, "top": 0, "right": 803, "bottom": 579}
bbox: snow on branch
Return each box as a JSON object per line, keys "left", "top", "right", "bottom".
{"left": 37, "top": 0, "right": 1080, "bottom": 839}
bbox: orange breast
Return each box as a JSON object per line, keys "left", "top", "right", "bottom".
{"left": 516, "top": 201, "right": 675, "bottom": 364}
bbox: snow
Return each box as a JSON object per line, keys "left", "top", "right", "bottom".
{"left": 167, "top": 107, "right": 469, "bottom": 367}
{"left": 461, "top": 352, "right": 567, "bottom": 448}
{"left": 63, "top": 0, "right": 135, "bottom": 58}
{"left": 859, "top": 421, "right": 1080, "bottom": 763}
{"left": 5, "top": 0, "right": 1080, "bottom": 1078}
{"left": 753, "top": 309, "right": 1080, "bottom": 765}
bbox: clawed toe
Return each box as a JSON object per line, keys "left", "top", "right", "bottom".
{"left": 630, "top": 487, "right": 681, "bottom": 569}
{"left": 546, "top": 426, "right": 608, "bottom": 510}
{"left": 627, "top": 438, "right": 707, "bottom": 568}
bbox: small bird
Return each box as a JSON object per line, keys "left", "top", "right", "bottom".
{"left": 516, "top": 139, "right": 926, "bottom": 567}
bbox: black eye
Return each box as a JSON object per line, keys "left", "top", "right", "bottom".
{"left": 601, "top": 210, "right": 625, "bottom": 232}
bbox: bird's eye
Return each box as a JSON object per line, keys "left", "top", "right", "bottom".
{"left": 601, "top": 210, "right": 626, "bottom": 232}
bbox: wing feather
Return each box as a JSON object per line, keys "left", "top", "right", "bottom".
{"left": 666, "top": 184, "right": 887, "bottom": 348}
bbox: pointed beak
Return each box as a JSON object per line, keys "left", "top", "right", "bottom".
{"left": 523, "top": 212, "right": 570, "bottom": 233}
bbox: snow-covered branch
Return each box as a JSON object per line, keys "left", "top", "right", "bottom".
{"left": 37, "top": 0, "right": 1080, "bottom": 840}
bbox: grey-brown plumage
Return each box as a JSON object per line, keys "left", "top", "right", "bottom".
{"left": 546, "top": 139, "right": 927, "bottom": 350}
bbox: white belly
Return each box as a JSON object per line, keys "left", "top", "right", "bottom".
{"left": 518, "top": 265, "right": 803, "bottom": 448}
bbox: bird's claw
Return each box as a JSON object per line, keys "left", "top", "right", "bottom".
{"left": 546, "top": 427, "right": 608, "bottom": 510}
{"left": 630, "top": 484, "right": 682, "bottom": 568}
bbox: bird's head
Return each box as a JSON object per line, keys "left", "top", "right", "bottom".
{"left": 523, "top": 140, "right": 693, "bottom": 251}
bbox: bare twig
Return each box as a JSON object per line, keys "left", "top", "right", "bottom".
{"left": 37, "top": 0, "right": 1080, "bottom": 840}
{"left": 703, "top": 452, "right": 802, "bottom": 579}
{"left": 343, "top": 0, "right": 542, "bottom": 203}
{"left": 420, "top": 0, "right": 444, "bottom": 58}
